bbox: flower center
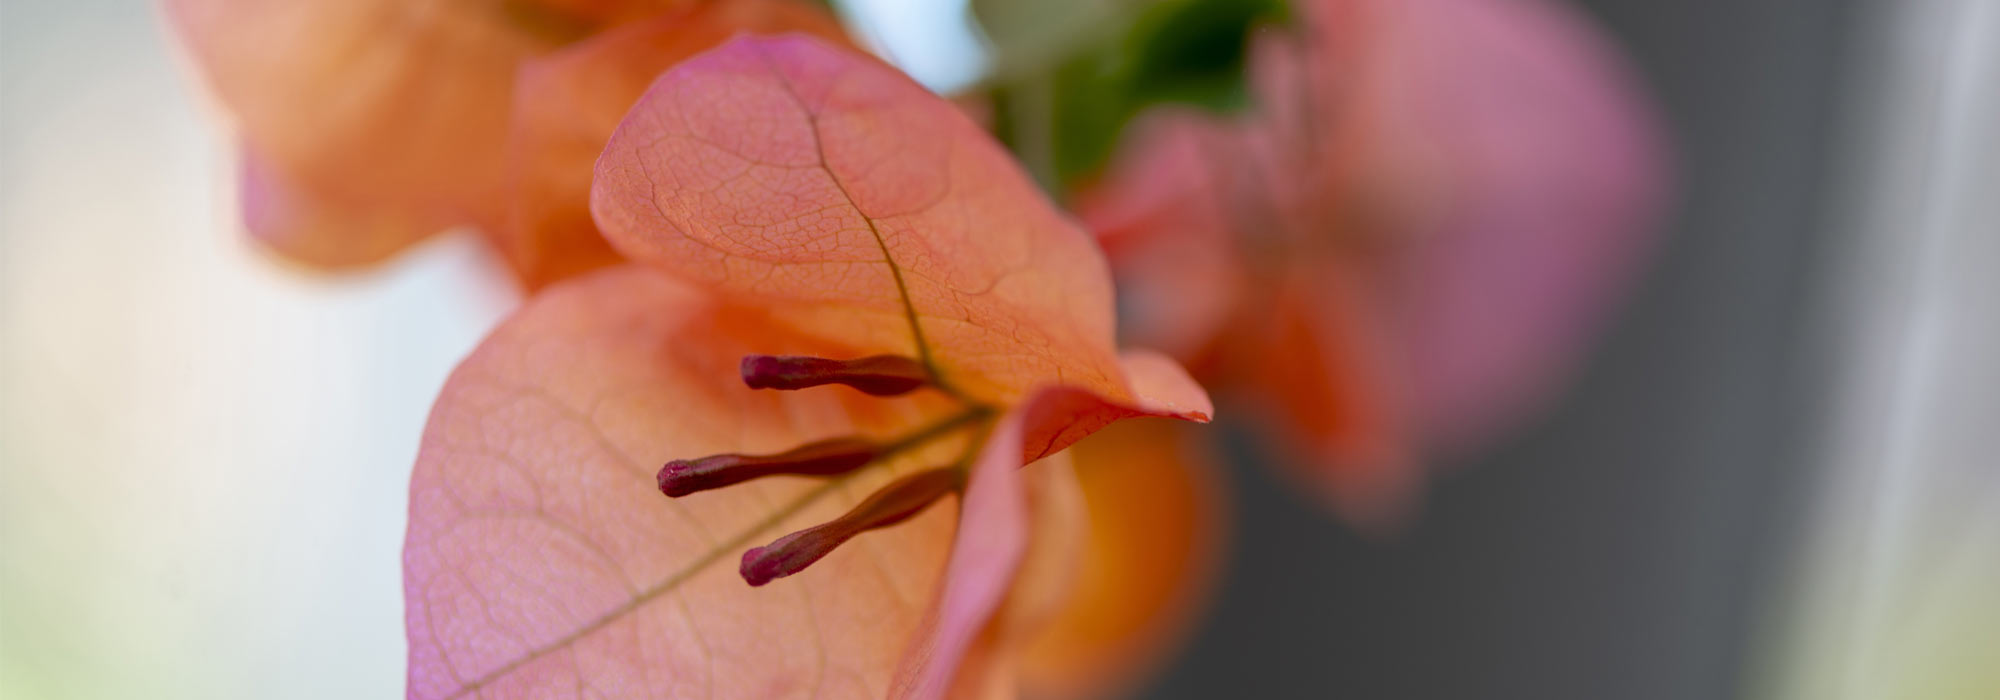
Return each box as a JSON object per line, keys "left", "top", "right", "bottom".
{"left": 658, "top": 352, "right": 993, "bottom": 586}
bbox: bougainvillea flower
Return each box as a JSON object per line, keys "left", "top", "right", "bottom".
{"left": 165, "top": 0, "right": 845, "bottom": 288}
{"left": 1079, "top": 0, "right": 1666, "bottom": 523}
{"left": 405, "top": 35, "right": 1212, "bottom": 698}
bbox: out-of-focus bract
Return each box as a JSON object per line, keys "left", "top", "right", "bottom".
{"left": 165, "top": 0, "right": 847, "bottom": 288}
{"left": 1071, "top": 0, "right": 1666, "bottom": 523}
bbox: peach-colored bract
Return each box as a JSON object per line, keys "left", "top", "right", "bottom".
{"left": 407, "top": 268, "right": 967, "bottom": 698}
{"left": 408, "top": 36, "right": 1212, "bottom": 699}
{"left": 504, "top": 0, "right": 851, "bottom": 289}
{"left": 1018, "top": 418, "right": 1228, "bottom": 700}
{"left": 166, "top": 0, "right": 843, "bottom": 288}
{"left": 591, "top": 37, "right": 1150, "bottom": 413}
{"left": 1084, "top": 0, "right": 1666, "bottom": 523}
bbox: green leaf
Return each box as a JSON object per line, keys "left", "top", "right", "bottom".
{"left": 977, "top": 0, "right": 1289, "bottom": 190}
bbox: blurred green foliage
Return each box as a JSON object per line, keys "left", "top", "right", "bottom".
{"left": 975, "top": 0, "right": 1290, "bottom": 192}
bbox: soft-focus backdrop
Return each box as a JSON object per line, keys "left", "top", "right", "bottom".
{"left": 3, "top": 1, "right": 1995, "bottom": 699}
{"left": 3, "top": 4, "right": 511, "bottom": 697}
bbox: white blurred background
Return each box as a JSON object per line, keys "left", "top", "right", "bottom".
{"left": 2, "top": 3, "right": 512, "bottom": 696}
{"left": 1759, "top": 1, "right": 2000, "bottom": 698}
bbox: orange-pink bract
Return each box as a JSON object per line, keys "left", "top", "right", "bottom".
{"left": 165, "top": 0, "right": 847, "bottom": 288}
{"left": 1017, "top": 418, "right": 1229, "bottom": 699}
{"left": 405, "top": 36, "right": 1213, "bottom": 698}
{"left": 1081, "top": 0, "right": 1667, "bottom": 524}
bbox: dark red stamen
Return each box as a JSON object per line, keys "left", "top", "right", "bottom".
{"left": 740, "top": 468, "right": 961, "bottom": 586}
{"left": 658, "top": 437, "right": 882, "bottom": 498}
{"left": 740, "top": 354, "right": 929, "bottom": 396}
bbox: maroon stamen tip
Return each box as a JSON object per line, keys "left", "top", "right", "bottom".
{"left": 658, "top": 437, "right": 882, "bottom": 498}
{"left": 742, "top": 549, "right": 778, "bottom": 586}
{"left": 736, "top": 468, "right": 961, "bottom": 586}
{"left": 740, "top": 532, "right": 816, "bottom": 587}
{"left": 739, "top": 354, "right": 930, "bottom": 396}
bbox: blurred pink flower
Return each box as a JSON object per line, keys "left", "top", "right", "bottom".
{"left": 166, "top": 0, "right": 847, "bottom": 289}
{"left": 1080, "top": 0, "right": 1668, "bottom": 524}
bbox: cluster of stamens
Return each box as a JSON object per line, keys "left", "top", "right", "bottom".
{"left": 657, "top": 354, "right": 992, "bottom": 586}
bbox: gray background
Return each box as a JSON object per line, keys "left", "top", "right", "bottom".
{"left": 1143, "top": 0, "right": 1857, "bottom": 697}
